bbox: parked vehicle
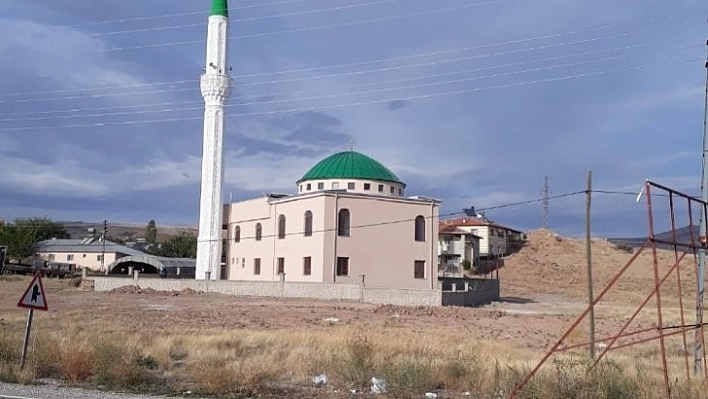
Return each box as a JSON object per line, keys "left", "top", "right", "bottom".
{"left": 0, "top": 256, "right": 79, "bottom": 278}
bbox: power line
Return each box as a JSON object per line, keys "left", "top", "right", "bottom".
{"left": 80, "top": 1, "right": 508, "bottom": 54}
{"left": 64, "top": 0, "right": 317, "bottom": 28}
{"left": 0, "top": 37, "right": 686, "bottom": 107}
{"left": 0, "top": 57, "right": 699, "bottom": 132}
{"left": 3, "top": 43, "right": 697, "bottom": 124}
{"left": 235, "top": 32, "right": 699, "bottom": 88}
{"left": 1, "top": 34, "right": 697, "bottom": 112}
{"left": 0, "top": 37, "right": 694, "bottom": 120}
{"left": 0, "top": 15, "right": 696, "bottom": 100}
{"left": 4, "top": 191, "right": 590, "bottom": 234}
{"left": 477, "top": 191, "right": 585, "bottom": 212}
{"left": 89, "top": 0, "right": 410, "bottom": 37}
{"left": 10, "top": 189, "right": 696, "bottom": 236}
{"left": 0, "top": 38, "right": 682, "bottom": 117}
{"left": 94, "top": 5, "right": 697, "bottom": 54}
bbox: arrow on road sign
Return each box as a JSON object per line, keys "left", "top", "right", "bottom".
{"left": 17, "top": 272, "right": 48, "bottom": 311}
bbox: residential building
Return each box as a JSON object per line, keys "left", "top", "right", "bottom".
{"left": 35, "top": 238, "right": 145, "bottom": 272}
{"left": 438, "top": 224, "right": 481, "bottom": 275}
{"left": 223, "top": 150, "right": 440, "bottom": 289}
{"left": 440, "top": 215, "right": 525, "bottom": 258}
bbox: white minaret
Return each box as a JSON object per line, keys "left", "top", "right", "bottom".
{"left": 196, "top": 0, "right": 231, "bottom": 280}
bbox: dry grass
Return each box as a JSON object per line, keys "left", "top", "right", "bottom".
{"left": 2, "top": 229, "right": 708, "bottom": 397}
{"left": 1, "top": 320, "right": 705, "bottom": 398}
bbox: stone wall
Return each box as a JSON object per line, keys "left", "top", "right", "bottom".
{"left": 88, "top": 275, "right": 494, "bottom": 307}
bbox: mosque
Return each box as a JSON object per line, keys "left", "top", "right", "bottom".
{"left": 222, "top": 150, "right": 441, "bottom": 290}
{"left": 194, "top": 0, "right": 442, "bottom": 290}
{"left": 86, "top": 0, "right": 501, "bottom": 307}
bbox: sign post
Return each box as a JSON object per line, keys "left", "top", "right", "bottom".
{"left": 17, "top": 272, "right": 49, "bottom": 369}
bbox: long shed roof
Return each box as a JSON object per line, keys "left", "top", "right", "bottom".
{"left": 36, "top": 238, "right": 145, "bottom": 256}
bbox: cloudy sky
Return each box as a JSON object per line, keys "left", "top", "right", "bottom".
{"left": 0, "top": 0, "right": 706, "bottom": 237}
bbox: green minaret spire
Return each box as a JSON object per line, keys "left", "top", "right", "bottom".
{"left": 211, "top": 0, "right": 228, "bottom": 17}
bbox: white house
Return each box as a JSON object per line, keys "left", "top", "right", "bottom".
{"left": 440, "top": 216, "right": 525, "bottom": 258}
{"left": 438, "top": 224, "right": 481, "bottom": 275}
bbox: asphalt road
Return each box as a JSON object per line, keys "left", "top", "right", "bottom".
{"left": 0, "top": 382, "right": 190, "bottom": 399}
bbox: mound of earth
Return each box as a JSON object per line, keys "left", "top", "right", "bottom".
{"left": 108, "top": 286, "right": 201, "bottom": 296}
{"left": 500, "top": 229, "right": 697, "bottom": 302}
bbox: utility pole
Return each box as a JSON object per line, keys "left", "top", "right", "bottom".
{"left": 695, "top": 39, "right": 708, "bottom": 376}
{"left": 586, "top": 171, "right": 595, "bottom": 361}
{"left": 542, "top": 175, "right": 550, "bottom": 229}
{"left": 101, "top": 220, "right": 107, "bottom": 274}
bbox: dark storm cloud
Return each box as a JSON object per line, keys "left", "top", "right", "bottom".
{"left": 270, "top": 111, "right": 352, "bottom": 149}
{"left": 0, "top": 0, "right": 705, "bottom": 237}
{"left": 387, "top": 100, "right": 410, "bottom": 111}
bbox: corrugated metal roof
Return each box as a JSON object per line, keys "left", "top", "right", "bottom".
{"left": 36, "top": 239, "right": 146, "bottom": 256}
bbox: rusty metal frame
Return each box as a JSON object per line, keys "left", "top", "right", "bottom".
{"left": 509, "top": 180, "right": 708, "bottom": 398}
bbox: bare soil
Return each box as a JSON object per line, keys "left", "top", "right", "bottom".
{"left": 0, "top": 228, "right": 702, "bottom": 395}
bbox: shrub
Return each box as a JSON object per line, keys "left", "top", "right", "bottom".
{"left": 336, "top": 333, "right": 374, "bottom": 387}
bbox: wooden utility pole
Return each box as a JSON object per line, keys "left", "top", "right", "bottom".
{"left": 586, "top": 171, "right": 595, "bottom": 361}
{"left": 101, "top": 220, "right": 107, "bottom": 274}
{"left": 695, "top": 40, "right": 708, "bottom": 375}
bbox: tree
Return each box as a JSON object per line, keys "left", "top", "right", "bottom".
{"left": 0, "top": 217, "right": 69, "bottom": 260}
{"left": 153, "top": 232, "right": 197, "bottom": 258}
{"left": 145, "top": 220, "right": 157, "bottom": 244}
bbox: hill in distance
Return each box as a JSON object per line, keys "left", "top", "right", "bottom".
{"left": 60, "top": 221, "right": 198, "bottom": 243}
{"left": 608, "top": 225, "right": 701, "bottom": 251}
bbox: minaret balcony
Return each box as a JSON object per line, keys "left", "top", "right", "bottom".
{"left": 200, "top": 74, "right": 232, "bottom": 103}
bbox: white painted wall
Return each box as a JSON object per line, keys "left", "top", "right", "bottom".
{"left": 224, "top": 191, "right": 439, "bottom": 290}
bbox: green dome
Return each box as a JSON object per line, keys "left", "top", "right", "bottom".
{"left": 299, "top": 151, "right": 405, "bottom": 186}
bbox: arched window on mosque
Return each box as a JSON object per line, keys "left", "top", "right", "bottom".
{"left": 414, "top": 216, "right": 426, "bottom": 242}
{"left": 278, "top": 215, "right": 286, "bottom": 239}
{"left": 304, "top": 211, "right": 313, "bottom": 237}
{"left": 255, "top": 223, "right": 262, "bottom": 241}
{"left": 338, "top": 209, "right": 351, "bottom": 237}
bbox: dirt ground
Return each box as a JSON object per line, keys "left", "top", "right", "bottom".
{"left": 0, "top": 228, "right": 703, "bottom": 392}
{"left": 1, "top": 276, "right": 575, "bottom": 355}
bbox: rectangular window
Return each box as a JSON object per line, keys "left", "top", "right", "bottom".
{"left": 364, "top": 183, "right": 371, "bottom": 190}
{"left": 67, "top": 254, "right": 74, "bottom": 261}
{"left": 277, "top": 257, "right": 285, "bottom": 275}
{"left": 336, "top": 257, "right": 349, "bottom": 276}
{"left": 303, "top": 256, "right": 312, "bottom": 276}
{"left": 348, "top": 182, "right": 355, "bottom": 190}
{"left": 306, "top": 183, "right": 312, "bottom": 191}
{"left": 332, "top": 182, "right": 339, "bottom": 189}
{"left": 398, "top": 188, "right": 402, "bottom": 195}
{"left": 414, "top": 260, "right": 426, "bottom": 279}
{"left": 48, "top": 254, "right": 55, "bottom": 261}
{"left": 390, "top": 186, "right": 395, "bottom": 194}
{"left": 254, "top": 258, "right": 261, "bottom": 275}
{"left": 242, "top": 257, "right": 246, "bottom": 269}
{"left": 96, "top": 254, "right": 103, "bottom": 261}
{"left": 378, "top": 184, "right": 384, "bottom": 192}
{"left": 317, "top": 182, "right": 324, "bottom": 190}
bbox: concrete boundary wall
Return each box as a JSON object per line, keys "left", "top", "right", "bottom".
{"left": 89, "top": 276, "right": 438, "bottom": 306}
{"left": 89, "top": 276, "right": 496, "bottom": 307}
{"left": 364, "top": 287, "right": 442, "bottom": 306}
